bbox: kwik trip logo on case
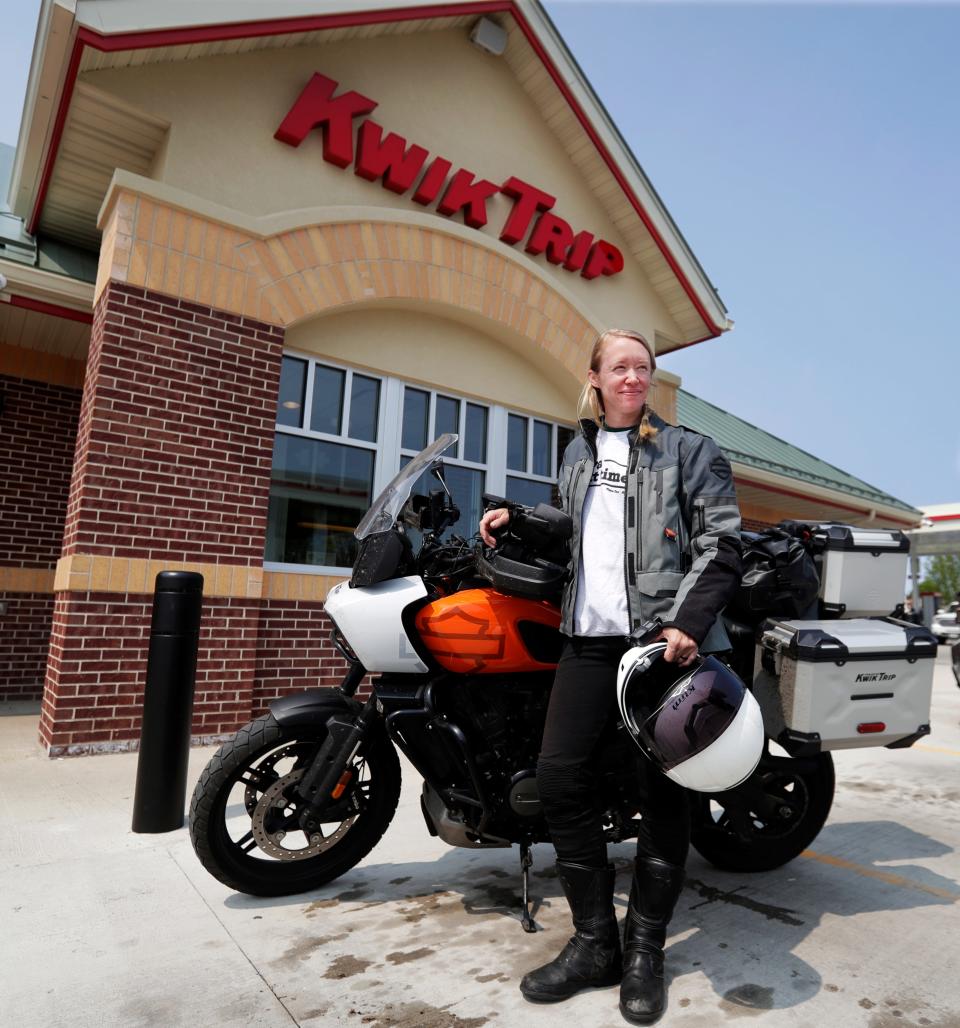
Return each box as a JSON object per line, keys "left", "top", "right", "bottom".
{"left": 275, "top": 73, "right": 624, "bottom": 281}
{"left": 855, "top": 672, "right": 897, "bottom": 683}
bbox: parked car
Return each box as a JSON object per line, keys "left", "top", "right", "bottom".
{"left": 932, "top": 611, "right": 960, "bottom": 644}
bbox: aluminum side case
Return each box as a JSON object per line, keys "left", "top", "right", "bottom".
{"left": 813, "top": 524, "right": 910, "bottom": 618}
{"left": 325, "top": 576, "right": 429, "bottom": 673}
{"left": 755, "top": 617, "right": 937, "bottom": 750}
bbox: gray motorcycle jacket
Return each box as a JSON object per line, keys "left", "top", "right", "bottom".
{"left": 556, "top": 411, "right": 743, "bottom": 648}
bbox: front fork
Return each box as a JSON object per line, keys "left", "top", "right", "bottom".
{"left": 295, "top": 660, "right": 375, "bottom": 833}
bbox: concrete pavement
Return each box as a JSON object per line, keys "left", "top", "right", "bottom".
{"left": 2, "top": 652, "right": 960, "bottom": 1028}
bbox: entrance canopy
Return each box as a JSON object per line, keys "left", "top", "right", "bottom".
{"left": 907, "top": 504, "right": 960, "bottom": 557}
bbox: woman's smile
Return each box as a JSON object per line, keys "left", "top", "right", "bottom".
{"left": 587, "top": 334, "right": 653, "bottom": 427}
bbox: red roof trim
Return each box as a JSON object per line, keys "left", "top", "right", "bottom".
{"left": 507, "top": 7, "right": 722, "bottom": 339}
{"left": 926, "top": 513, "right": 960, "bottom": 522}
{"left": 77, "top": 4, "right": 511, "bottom": 51}
{"left": 9, "top": 293, "right": 94, "bottom": 325}
{"left": 736, "top": 473, "right": 919, "bottom": 528}
{"left": 27, "top": 2, "right": 722, "bottom": 337}
{"left": 27, "top": 34, "right": 86, "bottom": 236}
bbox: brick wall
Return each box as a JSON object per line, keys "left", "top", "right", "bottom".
{"left": 253, "top": 601, "right": 354, "bottom": 712}
{"left": 40, "top": 591, "right": 362, "bottom": 752}
{"left": 41, "top": 283, "right": 285, "bottom": 750}
{"left": 1, "top": 594, "right": 56, "bottom": 701}
{"left": 0, "top": 374, "right": 82, "bottom": 565}
{"left": 40, "top": 592, "right": 265, "bottom": 754}
{"left": 0, "top": 374, "right": 82, "bottom": 701}
{"left": 62, "top": 282, "right": 282, "bottom": 562}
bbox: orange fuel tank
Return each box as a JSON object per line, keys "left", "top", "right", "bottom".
{"left": 414, "top": 588, "right": 561, "bottom": 674}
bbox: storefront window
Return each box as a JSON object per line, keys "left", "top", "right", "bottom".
{"left": 506, "top": 476, "right": 553, "bottom": 507}
{"left": 400, "top": 459, "right": 486, "bottom": 549}
{"left": 267, "top": 355, "right": 382, "bottom": 571}
{"left": 266, "top": 354, "right": 574, "bottom": 571}
{"left": 507, "top": 413, "right": 527, "bottom": 472}
{"left": 532, "top": 420, "right": 552, "bottom": 477}
{"left": 464, "top": 403, "right": 488, "bottom": 464}
{"left": 310, "top": 365, "right": 345, "bottom": 435}
{"left": 435, "top": 395, "right": 460, "bottom": 438}
{"left": 402, "top": 387, "right": 429, "bottom": 450}
{"left": 399, "top": 389, "right": 490, "bottom": 542}
{"left": 504, "top": 411, "right": 568, "bottom": 509}
{"left": 557, "top": 426, "right": 576, "bottom": 467}
{"left": 348, "top": 374, "right": 380, "bottom": 442}
{"left": 276, "top": 356, "right": 307, "bottom": 428}
{"left": 266, "top": 437, "right": 374, "bottom": 567}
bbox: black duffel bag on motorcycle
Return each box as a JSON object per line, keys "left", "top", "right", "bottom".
{"left": 727, "top": 526, "right": 820, "bottom": 624}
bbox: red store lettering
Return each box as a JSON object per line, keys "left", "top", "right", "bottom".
{"left": 274, "top": 73, "right": 624, "bottom": 281}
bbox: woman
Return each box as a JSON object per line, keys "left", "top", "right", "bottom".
{"left": 480, "top": 328, "right": 742, "bottom": 1025}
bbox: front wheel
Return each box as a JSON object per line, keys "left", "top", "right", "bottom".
{"left": 690, "top": 745, "right": 835, "bottom": 873}
{"left": 189, "top": 712, "right": 401, "bottom": 896}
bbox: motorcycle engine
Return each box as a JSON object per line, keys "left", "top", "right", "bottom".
{"left": 451, "top": 674, "right": 552, "bottom": 818}
{"left": 507, "top": 769, "right": 541, "bottom": 817}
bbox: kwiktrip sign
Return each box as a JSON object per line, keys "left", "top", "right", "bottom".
{"left": 275, "top": 74, "right": 624, "bottom": 281}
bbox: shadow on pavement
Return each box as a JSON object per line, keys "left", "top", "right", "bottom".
{"left": 210, "top": 817, "right": 958, "bottom": 1015}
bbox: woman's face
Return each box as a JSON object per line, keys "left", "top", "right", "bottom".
{"left": 587, "top": 335, "right": 653, "bottom": 427}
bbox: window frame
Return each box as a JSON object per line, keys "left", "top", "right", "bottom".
{"left": 264, "top": 351, "right": 387, "bottom": 575}
{"left": 265, "top": 350, "right": 575, "bottom": 574}
{"left": 504, "top": 410, "right": 567, "bottom": 501}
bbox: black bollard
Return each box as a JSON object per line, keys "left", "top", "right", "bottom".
{"left": 132, "top": 571, "right": 204, "bottom": 833}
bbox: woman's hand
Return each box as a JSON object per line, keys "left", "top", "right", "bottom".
{"left": 479, "top": 507, "right": 510, "bottom": 547}
{"left": 659, "top": 627, "right": 698, "bottom": 667}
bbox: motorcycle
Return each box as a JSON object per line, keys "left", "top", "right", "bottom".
{"left": 188, "top": 433, "right": 836, "bottom": 928}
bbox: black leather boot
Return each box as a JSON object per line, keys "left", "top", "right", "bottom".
{"left": 519, "top": 861, "right": 622, "bottom": 1002}
{"left": 619, "top": 856, "right": 686, "bottom": 1025}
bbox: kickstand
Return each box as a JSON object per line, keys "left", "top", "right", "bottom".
{"left": 519, "top": 842, "right": 538, "bottom": 933}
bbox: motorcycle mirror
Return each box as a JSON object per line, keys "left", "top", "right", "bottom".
{"left": 429, "top": 461, "right": 453, "bottom": 499}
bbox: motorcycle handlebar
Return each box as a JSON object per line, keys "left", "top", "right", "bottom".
{"left": 481, "top": 494, "right": 572, "bottom": 548}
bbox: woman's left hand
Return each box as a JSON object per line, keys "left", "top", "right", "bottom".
{"left": 659, "top": 627, "right": 698, "bottom": 666}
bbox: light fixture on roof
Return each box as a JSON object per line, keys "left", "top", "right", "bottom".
{"left": 469, "top": 17, "right": 507, "bottom": 57}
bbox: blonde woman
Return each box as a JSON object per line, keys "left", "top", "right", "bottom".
{"left": 480, "top": 329, "right": 742, "bottom": 1025}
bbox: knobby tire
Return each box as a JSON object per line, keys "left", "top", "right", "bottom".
{"left": 189, "top": 712, "right": 401, "bottom": 896}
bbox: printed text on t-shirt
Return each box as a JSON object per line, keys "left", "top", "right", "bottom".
{"left": 590, "top": 458, "right": 627, "bottom": 492}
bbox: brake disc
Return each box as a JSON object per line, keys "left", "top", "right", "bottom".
{"left": 250, "top": 767, "right": 357, "bottom": 860}
{"left": 243, "top": 742, "right": 306, "bottom": 816}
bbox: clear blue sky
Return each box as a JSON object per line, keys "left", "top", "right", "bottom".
{"left": 1, "top": 2, "right": 957, "bottom": 508}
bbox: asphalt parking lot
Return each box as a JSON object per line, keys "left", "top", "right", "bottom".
{"left": 2, "top": 649, "right": 959, "bottom": 1028}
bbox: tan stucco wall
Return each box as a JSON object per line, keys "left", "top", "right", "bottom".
{"left": 286, "top": 305, "right": 578, "bottom": 422}
{"left": 82, "top": 27, "right": 681, "bottom": 347}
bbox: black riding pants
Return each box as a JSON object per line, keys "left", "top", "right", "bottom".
{"left": 537, "top": 635, "right": 690, "bottom": 870}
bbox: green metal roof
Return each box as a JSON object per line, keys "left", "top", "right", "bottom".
{"left": 676, "top": 389, "right": 919, "bottom": 515}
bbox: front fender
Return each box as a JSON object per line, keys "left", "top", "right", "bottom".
{"left": 269, "top": 688, "right": 362, "bottom": 730}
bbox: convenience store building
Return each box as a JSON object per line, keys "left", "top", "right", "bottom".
{"left": 0, "top": 0, "right": 921, "bottom": 754}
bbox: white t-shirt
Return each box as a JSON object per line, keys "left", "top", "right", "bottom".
{"left": 573, "top": 427, "right": 631, "bottom": 636}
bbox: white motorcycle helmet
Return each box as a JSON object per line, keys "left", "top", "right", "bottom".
{"left": 616, "top": 642, "right": 764, "bottom": 793}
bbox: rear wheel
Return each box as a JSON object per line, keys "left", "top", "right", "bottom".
{"left": 690, "top": 743, "right": 834, "bottom": 873}
{"left": 189, "top": 712, "right": 401, "bottom": 896}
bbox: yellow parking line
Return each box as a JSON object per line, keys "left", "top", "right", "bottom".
{"left": 914, "top": 744, "right": 960, "bottom": 757}
{"left": 801, "top": 850, "right": 960, "bottom": 902}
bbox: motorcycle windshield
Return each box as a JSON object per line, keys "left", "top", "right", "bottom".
{"left": 354, "top": 433, "right": 458, "bottom": 540}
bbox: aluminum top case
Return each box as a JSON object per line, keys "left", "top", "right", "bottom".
{"left": 804, "top": 523, "right": 910, "bottom": 618}
{"left": 754, "top": 616, "right": 936, "bottom": 752}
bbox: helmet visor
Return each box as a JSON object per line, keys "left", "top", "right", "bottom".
{"left": 635, "top": 655, "right": 744, "bottom": 771}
